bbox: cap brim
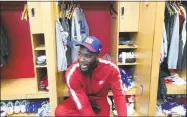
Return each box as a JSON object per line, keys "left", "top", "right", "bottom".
{"left": 75, "top": 43, "right": 96, "bottom": 52}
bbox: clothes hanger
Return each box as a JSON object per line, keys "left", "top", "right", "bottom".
{"left": 21, "top": 4, "right": 28, "bottom": 21}
{"left": 68, "top": 4, "right": 77, "bottom": 20}
{"left": 77, "top": 4, "right": 80, "bottom": 8}
{"left": 60, "top": 0, "right": 66, "bottom": 18}
{"left": 166, "top": 2, "right": 174, "bottom": 16}
{"left": 173, "top": 1, "right": 180, "bottom": 12}
{"left": 66, "top": 4, "right": 70, "bottom": 18}
{"left": 169, "top": 1, "right": 177, "bottom": 13}
{"left": 56, "top": 0, "right": 60, "bottom": 20}
{"left": 110, "top": 2, "right": 118, "bottom": 15}
{"left": 66, "top": 1, "right": 73, "bottom": 19}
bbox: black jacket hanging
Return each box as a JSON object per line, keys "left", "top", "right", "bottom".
{"left": 0, "top": 24, "right": 9, "bottom": 66}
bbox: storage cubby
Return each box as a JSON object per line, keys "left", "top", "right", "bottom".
{"left": 119, "top": 32, "right": 137, "bottom": 45}
{"left": 32, "top": 34, "right": 45, "bottom": 50}
{"left": 36, "top": 68, "right": 48, "bottom": 92}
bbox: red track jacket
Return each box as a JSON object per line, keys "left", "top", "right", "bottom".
{"left": 65, "top": 58, "right": 127, "bottom": 116}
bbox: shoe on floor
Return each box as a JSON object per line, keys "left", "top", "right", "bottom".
{"left": 127, "top": 103, "right": 135, "bottom": 115}
{"left": 6, "top": 101, "right": 14, "bottom": 115}
{"left": 0, "top": 102, "right": 7, "bottom": 117}
{"left": 14, "top": 100, "right": 21, "bottom": 114}
{"left": 20, "top": 100, "right": 27, "bottom": 113}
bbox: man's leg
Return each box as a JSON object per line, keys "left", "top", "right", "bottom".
{"left": 55, "top": 98, "right": 80, "bottom": 116}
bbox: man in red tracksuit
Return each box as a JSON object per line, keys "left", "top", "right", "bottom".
{"left": 55, "top": 36, "right": 127, "bottom": 116}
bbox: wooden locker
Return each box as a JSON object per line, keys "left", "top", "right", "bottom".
{"left": 119, "top": 2, "right": 139, "bottom": 32}
{"left": 27, "top": 2, "right": 43, "bottom": 33}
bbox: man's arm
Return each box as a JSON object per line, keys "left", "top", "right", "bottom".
{"left": 109, "top": 65, "right": 127, "bottom": 116}
{"left": 65, "top": 66, "right": 95, "bottom": 116}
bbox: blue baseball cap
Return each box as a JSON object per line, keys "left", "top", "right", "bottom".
{"left": 76, "top": 36, "right": 102, "bottom": 53}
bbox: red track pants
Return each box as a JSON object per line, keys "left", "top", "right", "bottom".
{"left": 55, "top": 97, "right": 110, "bottom": 116}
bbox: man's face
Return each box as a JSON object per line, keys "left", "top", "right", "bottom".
{"left": 78, "top": 46, "right": 98, "bottom": 73}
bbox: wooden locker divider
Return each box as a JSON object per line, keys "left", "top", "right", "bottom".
{"left": 148, "top": 2, "right": 165, "bottom": 116}
{"left": 134, "top": 2, "right": 165, "bottom": 116}
{"left": 40, "top": 2, "right": 65, "bottom": 116}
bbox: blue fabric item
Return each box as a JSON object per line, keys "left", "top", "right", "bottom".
{"left": 0, "top": 110, "right": 4, "bottom": 113}
{"left": 26, "top": 102, "right": 32, "bottom": 113}
{"left": 119, "top": 68, "right": 134, "bottom": 88}
{"left": 67, "top": 40, "right": 73, "bottom": 48}
{"left": 162, "top": 96, "right": 185, "bottom": 110}
{"left": 75, "top": 36, "right": 102, "bottom": 53}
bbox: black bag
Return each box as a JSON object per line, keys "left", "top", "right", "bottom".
{"left": 90, "top": 100, "right": 101, "bottom": 114}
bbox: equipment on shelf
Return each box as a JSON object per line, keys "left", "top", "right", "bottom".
{"left": 119, "top": 52, "right": 136, "bottom": 63}
{"left": 157, "top": 96, "right": 187, "bottom": 116}
{"left": 0, "top": 99, "right": 50, "bottom": 117}
{"left": 119, "top": 37, "right": 135, "bottom": 46}
{"left": 36, "top": 55, "right": 46, "bottom": 66}
{"left": 39, "top": 75, "right": 49, "bottom": 92}
{"left": 164, "top": 73, "right": 186, "bottom": 86}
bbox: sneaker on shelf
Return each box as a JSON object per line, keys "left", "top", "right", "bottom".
{"left": 0, "top": 102, "right": 7, "bottom": 117}
{"left": 20, "top": 100, "right": 27, "bottom": 113}
{"left": 25, "top": 101, "right": 32, "bottom": 114}
{"left": 126, "top": 103, "right": 135, "bottom": 115}
{"left": 6, "top": 101, "right": 14, "bottom": 115}
{"left": 14, "top": 100, "right": 21, "bottom": 114}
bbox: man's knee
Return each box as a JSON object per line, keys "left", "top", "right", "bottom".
{"left": 55, "top": 104, "right": 64, "bottom": 116}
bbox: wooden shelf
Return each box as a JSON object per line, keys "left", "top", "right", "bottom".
{"left": 7, "top": 113, "right": 36, "bottom": 117}
{"left": 36, "top": 65, "right": 47, "bottom": 68}
{"left": 26, "top": 91, "right": 49, "bottom": 99}
{"left": 166, "top": 83, "right": 186, "bottom": 95}
{"left": 108, "top": 88, "right": 136, "bottom": 96}
{"left": 118, "top": 62, "right": 137, "bottom": 65}
{"left": 34, "top": 44, "right": 45, "bottom": 50}
{"left": 62, "top": 87, "right": 135, "bottom": 97}
{"left": 1, "top": 78, "right": 49, "bottom": 100}
{"left": 118, "top": 45, "right": 138, "bottom": 49}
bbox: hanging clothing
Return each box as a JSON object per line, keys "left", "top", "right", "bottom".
{"left": 177, "top": 6, "right": 186, "bottom": 70}
{"left": 167, "top": 12, "right": 180, "bottom": 69}
{"left": 60, "top": 7, "right": 72, "bottom": 67}
{"left": 56, "top": 20, "right": 68, "bottom": 72}
{"left": 181, "top": 42, "right": 186, "bottom": 69}
{"left": 160, "top": 23, "right": 168, "bottom": 64}
{"left": 0, "top": 25, "right": 9, "bottom": 66}
{"left": 71, "top": 7, "right": 89, "bottom": 62}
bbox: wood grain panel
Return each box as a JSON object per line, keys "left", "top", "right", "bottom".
{"left": 40, "top": 2, "right": 59, "bottom": 116}
{"left": 134, "top": 2, "right": 157, "bottom": 116}
{"left": 119, "top": 2, "right": 139, "bottom": 32}
{"left": 148, "top": 2, "right": 165, "bottom": 116}
{"left": 111, "top": 2, "right": 119, "bottom": 63}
